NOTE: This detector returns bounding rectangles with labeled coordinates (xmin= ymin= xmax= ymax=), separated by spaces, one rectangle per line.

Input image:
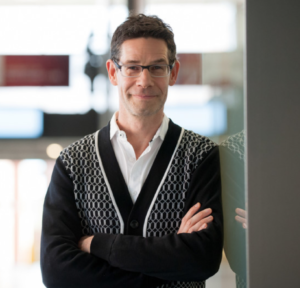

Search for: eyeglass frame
xmin=112 ymin=59 xmax=175 ymax=78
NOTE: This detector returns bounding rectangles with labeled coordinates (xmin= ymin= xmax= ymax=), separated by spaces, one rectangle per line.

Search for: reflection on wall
xmin=220 ymin=131 xmax=247 ymax=288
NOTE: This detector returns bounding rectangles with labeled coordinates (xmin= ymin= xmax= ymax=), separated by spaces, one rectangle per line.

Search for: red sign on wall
xmin=1 ymin=55 xmax=69 ymax=86
xmin=176 ymin=53 xmax=202 ymax=85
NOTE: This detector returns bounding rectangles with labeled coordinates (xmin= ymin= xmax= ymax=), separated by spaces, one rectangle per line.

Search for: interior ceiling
xmin=0 ymin=0 xmax=243 ymax=5
xmin=0 ymin=0 xmax=124 ymax=5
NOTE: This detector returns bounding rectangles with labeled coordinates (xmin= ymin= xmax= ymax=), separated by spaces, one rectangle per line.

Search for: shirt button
xmin=130 ymin=220 xmax=139 ymax=229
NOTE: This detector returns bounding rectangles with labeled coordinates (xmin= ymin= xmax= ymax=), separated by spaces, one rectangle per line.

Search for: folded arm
xmin=89 ymin=146 xmax=223 ymax=282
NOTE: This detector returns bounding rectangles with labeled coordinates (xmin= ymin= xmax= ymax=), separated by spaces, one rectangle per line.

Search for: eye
xmin=152 ymin=65 xmax=164 ymax=70
xmin=127 ymin=66 xmax=140 ymax=71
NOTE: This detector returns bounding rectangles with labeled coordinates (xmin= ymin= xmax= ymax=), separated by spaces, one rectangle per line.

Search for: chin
xmin=133 ymin=107 xmax=163 ymax=117
xmin=132 ymin=110 xmax=154 ymax=117
xmin=124 ymin=98 xmax=165 ymax=118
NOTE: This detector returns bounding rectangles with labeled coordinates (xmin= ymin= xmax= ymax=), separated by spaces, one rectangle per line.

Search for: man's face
xmin=107 ymin=37 xmax=179 ymax=118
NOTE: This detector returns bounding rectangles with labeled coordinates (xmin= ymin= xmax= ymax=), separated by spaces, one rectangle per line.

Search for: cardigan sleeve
xmin=40 ymin=157 xmax=169 ymax=288
xmin=90 ymin=146 xmax=223 ymax=282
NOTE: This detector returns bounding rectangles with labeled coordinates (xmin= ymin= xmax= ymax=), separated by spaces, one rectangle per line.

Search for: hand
xmin=235 ymin=208 xmax=247 ymax=229
xmin=78 ymin=235 xmax=94 ymax=253
xmin=177 ymin=203 xmax=213 ymax=234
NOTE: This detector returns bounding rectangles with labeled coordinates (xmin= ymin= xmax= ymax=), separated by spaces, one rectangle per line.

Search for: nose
xmin=136 ymin=68 xmax=154 ymax=88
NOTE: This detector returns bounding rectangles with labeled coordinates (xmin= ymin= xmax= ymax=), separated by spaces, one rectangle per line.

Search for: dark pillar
xmin=246 ymin=0 xmax=300 ymax=287
xmin=128 ymin=0 xmax=145 ymax=15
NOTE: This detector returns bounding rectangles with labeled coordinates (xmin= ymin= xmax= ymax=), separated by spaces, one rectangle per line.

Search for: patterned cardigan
xmin=41 ymin=120 xmax=223 ymax=288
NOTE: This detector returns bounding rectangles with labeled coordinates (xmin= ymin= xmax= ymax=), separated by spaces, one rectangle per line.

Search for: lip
xmin=132 ymin=94 xmax=156 ymax=99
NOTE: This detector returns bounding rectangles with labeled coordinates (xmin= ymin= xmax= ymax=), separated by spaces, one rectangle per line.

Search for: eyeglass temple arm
xmin=112 ymin=60 xmax=122 ymax=70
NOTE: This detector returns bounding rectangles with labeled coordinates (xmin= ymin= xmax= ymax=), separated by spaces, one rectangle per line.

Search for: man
xmin=41 ymin=14 xmax=223 ymax=288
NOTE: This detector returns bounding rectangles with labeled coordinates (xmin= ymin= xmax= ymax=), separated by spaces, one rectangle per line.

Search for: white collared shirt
xmin=110 ymin=112 xmax=169 ymax=203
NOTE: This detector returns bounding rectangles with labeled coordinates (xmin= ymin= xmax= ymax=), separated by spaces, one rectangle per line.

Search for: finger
xmin=178 ymin=203 xmax=201 ymax=234
xmin=182 ymin=203 xmax=201 ymax=222
xmin=198 ymin=223 xmax=207 ymax=231
xmin=242 ymin=223 xmax=247 ymax=229
xmin=235 ymin=215 xmax=246 ymax=224
xmin=188 ymin=215 xmax=214 ymax=233
xmin=235 ymin=208 xmax=246 ymax=218
xmin=189 ymin=208 xmax=212 ymax=226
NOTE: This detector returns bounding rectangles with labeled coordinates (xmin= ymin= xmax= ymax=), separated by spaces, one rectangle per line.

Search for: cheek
xmin=157 ymin=80 xmax=169 ymax=93
xmin=120 ymin=78 xmax=135 ymax=94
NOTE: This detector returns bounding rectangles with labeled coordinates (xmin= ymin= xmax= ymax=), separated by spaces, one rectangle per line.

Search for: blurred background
xmin=0 ymin=0 xmax=245 ymax=287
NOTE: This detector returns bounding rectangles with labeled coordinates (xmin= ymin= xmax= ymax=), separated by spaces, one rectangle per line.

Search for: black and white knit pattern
xmin=160 ymin=281 xmax=205 ymax=288
xmin=149 ymin=130 xmax=215 ymax=288
xmin=236 ymin=275 xmax=247 ymax=288
xmin=220 ymin=130 xmax=245 ymax=160
xmin=60 ymin=133 xmax=121 ymax=236
xmin=147 ymin=130 xmax=216 ymax=237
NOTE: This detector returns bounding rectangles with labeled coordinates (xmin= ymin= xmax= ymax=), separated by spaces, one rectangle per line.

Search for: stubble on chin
xmin=125 ymin=94 xmax=166 ymax=118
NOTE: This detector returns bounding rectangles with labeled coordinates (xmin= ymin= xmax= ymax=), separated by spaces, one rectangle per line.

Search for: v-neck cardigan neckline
xmin=95 ymin=119 xmax=183 ymax=236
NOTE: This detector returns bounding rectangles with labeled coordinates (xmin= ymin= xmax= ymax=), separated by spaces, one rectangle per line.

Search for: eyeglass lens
xmin=122 ymin=65 xmax=170 ymax=77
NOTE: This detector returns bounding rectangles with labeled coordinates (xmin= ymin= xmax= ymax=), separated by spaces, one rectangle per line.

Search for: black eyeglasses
xmin=113 ymin=60 xmax=174 ymax=78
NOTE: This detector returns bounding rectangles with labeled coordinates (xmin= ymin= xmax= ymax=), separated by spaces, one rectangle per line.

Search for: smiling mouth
xmin=135 ymin=94 xmax=155 ymax=97
xmin=131 ymin=93 xmax=156 ymax=98
xmin=132 ymin=94 xmax=157 ymax=99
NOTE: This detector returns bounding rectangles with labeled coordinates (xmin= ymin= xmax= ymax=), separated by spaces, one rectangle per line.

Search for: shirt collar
xmin=152 ymin=114 xmax=169 ymax=141
xmin=110 ymin=112 xmax=120 ymax=140
xmin=110 ymin=112 xmax=169 ymax=141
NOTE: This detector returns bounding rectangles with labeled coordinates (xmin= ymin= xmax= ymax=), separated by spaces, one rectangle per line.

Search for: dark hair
xmin=111 ymin=14 xmax=177 ymax=64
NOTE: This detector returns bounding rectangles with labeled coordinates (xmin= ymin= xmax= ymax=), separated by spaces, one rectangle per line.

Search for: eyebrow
xmin=124 ymin=58 xmax=168 ymax=65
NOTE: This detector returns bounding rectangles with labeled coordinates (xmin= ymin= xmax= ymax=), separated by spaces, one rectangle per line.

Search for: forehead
xmin=119 ymin=37 xmax=169 ymax=64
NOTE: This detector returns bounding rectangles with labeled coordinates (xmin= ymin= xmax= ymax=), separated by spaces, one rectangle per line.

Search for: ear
xmin=169 ymin=60 xmax=180 ymax=86
xmin=106 ymin=59 xmax=118 ymax=86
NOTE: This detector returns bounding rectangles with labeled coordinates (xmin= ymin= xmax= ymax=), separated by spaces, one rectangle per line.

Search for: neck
xmin=116 ymin=110 xmax=164 ymax=159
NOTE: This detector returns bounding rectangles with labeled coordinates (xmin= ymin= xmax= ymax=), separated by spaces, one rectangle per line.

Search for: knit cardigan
xmin=41 ymin=120 xmax=223 ymax=288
